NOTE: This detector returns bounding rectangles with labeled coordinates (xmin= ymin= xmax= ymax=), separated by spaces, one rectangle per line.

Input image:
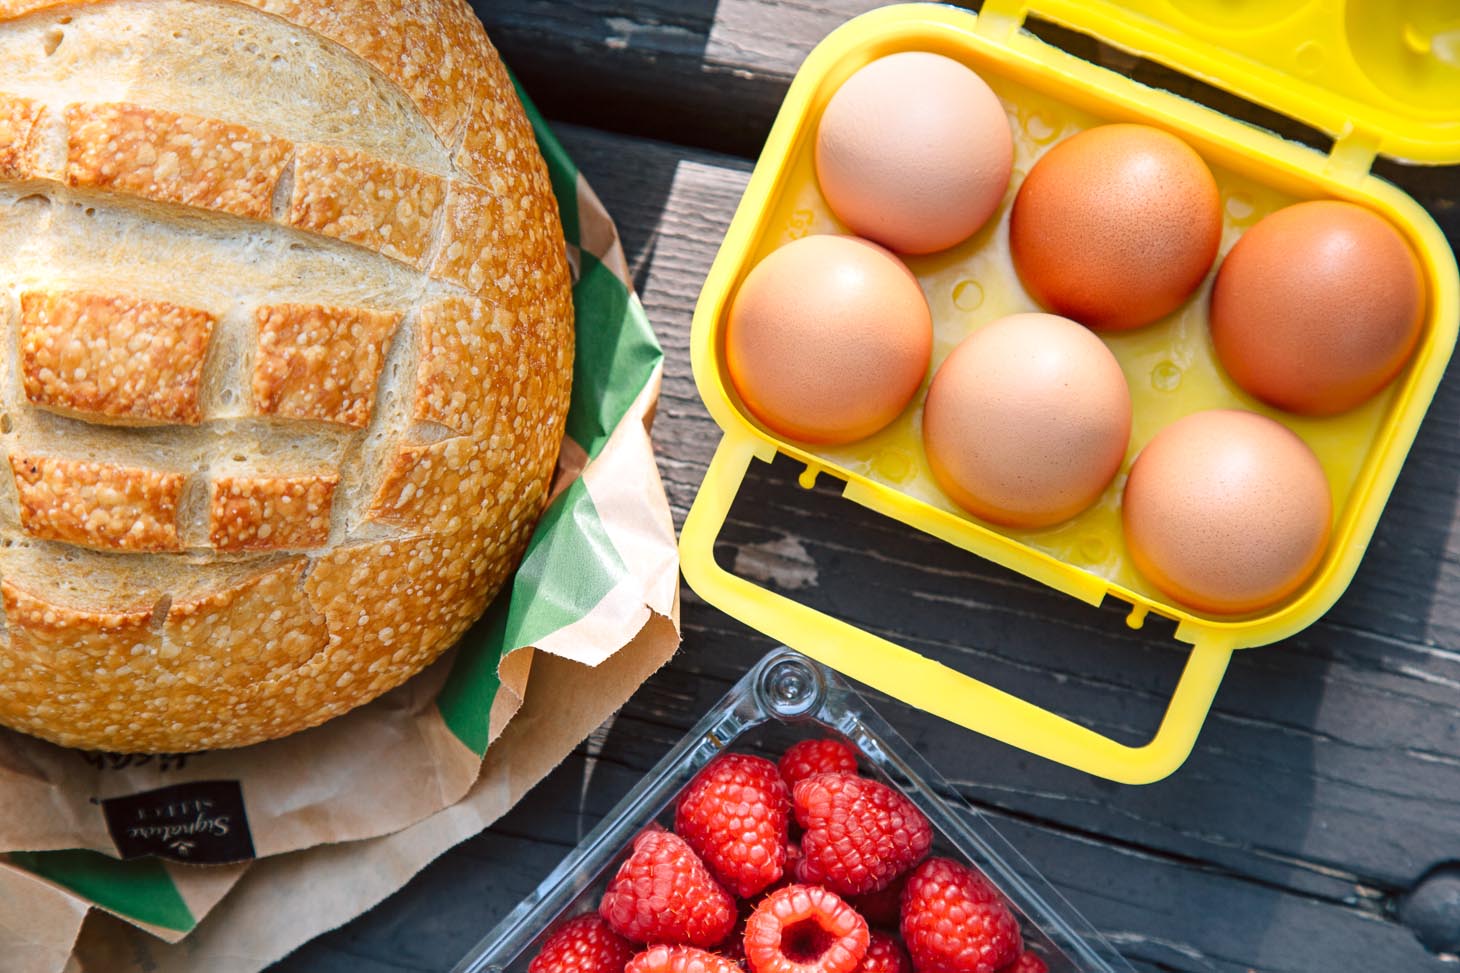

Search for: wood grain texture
xmin=272 ymin=1 xmax=1460 ymax=969
xmin=474 ymin=0 xmax=882 ymax=158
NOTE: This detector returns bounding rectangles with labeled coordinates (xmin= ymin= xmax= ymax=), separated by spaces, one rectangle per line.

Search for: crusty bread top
xmin=0 ymin=0 xmax=574 ymax=751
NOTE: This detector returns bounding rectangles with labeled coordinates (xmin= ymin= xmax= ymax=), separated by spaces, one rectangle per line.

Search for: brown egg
xmin=726 ymin=235 xmax=932 ymax=444
xmin=1123 ymin=410 xmax=1332 ymax=615
xmin=815 ymin=52 xmax=1013 ymax=255
xmin=1211 ymin=200 xmax=1425 ymax=416
xmin=923 ymin=312 xmax=1132 ymax=528
xmin=1010 ymin=124 xmax=1222 ymax=332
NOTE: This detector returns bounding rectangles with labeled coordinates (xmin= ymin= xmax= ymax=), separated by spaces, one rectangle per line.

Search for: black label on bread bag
xmin=102 ymin=780 xmax=255 ymax=863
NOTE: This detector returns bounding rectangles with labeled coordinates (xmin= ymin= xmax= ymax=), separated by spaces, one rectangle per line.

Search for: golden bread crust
xmin=0 ymin=0 xmax=574 ymax=751
xmin=252 ymin=303 xmax=401 ymax=427
xmin=209 ymin=473 xmax=339 ymax=552
xmin=20 ymin=290 xmax=216 ymax=425
xmin=285 ymin=143 xmax=446 ymax=268
xmin=412 ymin=296 xmax=513 ymax=441
xmin=0 ymin=579 xmax=167 ymax=747
xmin=368 ymin=436 xmax=494 ymax=534
xmin=160 ymin=560 xmax=333 ymax=735
xmin=0 ymin=91 xmax=42 ymax=179
xmin=247 ymin=0 xmax=491 ymax=150
xmin=2 ymin=578 xmax=160 ymax=677
xmin=10 ymin=454 xmax=185 ymax=552
xmin=66 ymin=102 xmax=293 ymax=220
xmin=287 ymin=531 xmax=516 ymax=719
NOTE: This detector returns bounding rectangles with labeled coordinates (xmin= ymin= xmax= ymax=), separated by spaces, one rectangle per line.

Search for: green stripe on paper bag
xmin=567 ymin=252 xmax=662 ymax=459
xmin=435 ymin=600 xmax=505 ymax=756
xmin=8 ymin=850 xmax=194 ymax=932
xmin=510 ymin=70 xmax=580 ymax=247
xmin=435 ymin=75 xmax=664 ymax=754
xmin=515 ymin=69 xmax=662 ymax=458
xmin=438 ymin=477 xmax=625 ymax=755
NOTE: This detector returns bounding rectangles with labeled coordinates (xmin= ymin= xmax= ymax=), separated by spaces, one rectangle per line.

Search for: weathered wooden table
xmin=274 ymin=3 xmax=1460 ymax=971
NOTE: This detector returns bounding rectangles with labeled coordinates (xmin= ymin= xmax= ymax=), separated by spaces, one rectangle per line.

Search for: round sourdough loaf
xmin=0 ymin=0 xmax=573 ymax=751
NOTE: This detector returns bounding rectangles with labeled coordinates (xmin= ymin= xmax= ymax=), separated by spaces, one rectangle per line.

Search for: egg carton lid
xmin=999 ymin=0 xmax=1460 ymax=166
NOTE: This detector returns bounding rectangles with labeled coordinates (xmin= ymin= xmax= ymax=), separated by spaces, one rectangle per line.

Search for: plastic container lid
xmin=1015 ymin=0 xmax=1460 ymax=164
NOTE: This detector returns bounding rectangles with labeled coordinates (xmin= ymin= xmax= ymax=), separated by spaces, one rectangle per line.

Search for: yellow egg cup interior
xmin=680 ymin=2 xmax=1460 ymax=783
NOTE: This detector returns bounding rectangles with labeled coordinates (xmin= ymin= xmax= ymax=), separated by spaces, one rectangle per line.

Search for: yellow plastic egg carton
xmin=680 ymin=1 xmax=1460 ymax=783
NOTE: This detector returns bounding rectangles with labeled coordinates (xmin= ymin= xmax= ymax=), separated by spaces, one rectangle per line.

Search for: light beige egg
xmin=725 ymin=234 xmax=932 ymax=444
xmin=1123 ymin=410 xmax=1332 ymax=615
xmin=815 ymin=52 xmax=1013 ymax=255
xmin=922 ymin=312 xmax=1132 ymax=529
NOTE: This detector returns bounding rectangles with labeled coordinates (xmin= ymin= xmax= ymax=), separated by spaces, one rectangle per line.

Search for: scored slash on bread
xmin=0 ymin=0 xmax=575 ymax=752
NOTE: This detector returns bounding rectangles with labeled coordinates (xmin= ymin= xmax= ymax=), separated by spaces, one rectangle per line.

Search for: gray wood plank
xmin=475 ymin=0 xmax=1460 ymax=239
xmin=271 ymin=118 xmax=1460 ymax=973
xmin=473 ymin=0 xmax=880 ymax=158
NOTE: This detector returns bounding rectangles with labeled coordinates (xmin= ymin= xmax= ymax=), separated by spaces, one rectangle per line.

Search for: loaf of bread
xmin=0 ymin=0 xmax=574 ymax=751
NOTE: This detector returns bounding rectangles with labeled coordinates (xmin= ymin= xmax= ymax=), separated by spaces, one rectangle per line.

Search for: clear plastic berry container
xmin=453 ymin=647 xmax=1133 ymax=973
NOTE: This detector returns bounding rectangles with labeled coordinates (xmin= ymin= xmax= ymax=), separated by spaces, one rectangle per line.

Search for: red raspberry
xmin=793 ymin=773 xmax=933 ymax=896
xmin=677 ymin=754 xmax=790 ymax=897
xmin=997 ymin=953 xmax=1046 ymax=973
xmin=754 ymin=841 xmax=802 ymax=899
xmin=900 ymin=858 xmax=1022 ymax=973
xmin=529 ymin=915 xmax=636 ymax=973
xmin=599 ymin=830 xmax=736 ymax=947
xmin=744 ymin=884 xmax=870 ymax=973
xmin=626 ymin=946 xmax=744 ymax=973
xmin=848 ymin=875 xmax=906 ymax=929
xmin=856 ymin=931 xmax=910 ymax=973
xmin=780 ymin=738 xmax=859 ymax=787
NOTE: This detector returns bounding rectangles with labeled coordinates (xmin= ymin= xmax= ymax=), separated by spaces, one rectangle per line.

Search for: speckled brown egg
xmin=923 ymin=312 xmax=1132 ymax=528
xmin=1010 ymin=124 xmax=1222 ymax=332
xmin=815 ymin=52 xmax=1013 ymax=255
xmin=1211 ymin=200 xmax=1425 ymax=416
xmin=1123 ymin=410 xmax=1332 ymax=615
xmin=726 ymin=234 xmax=932 ymax=444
